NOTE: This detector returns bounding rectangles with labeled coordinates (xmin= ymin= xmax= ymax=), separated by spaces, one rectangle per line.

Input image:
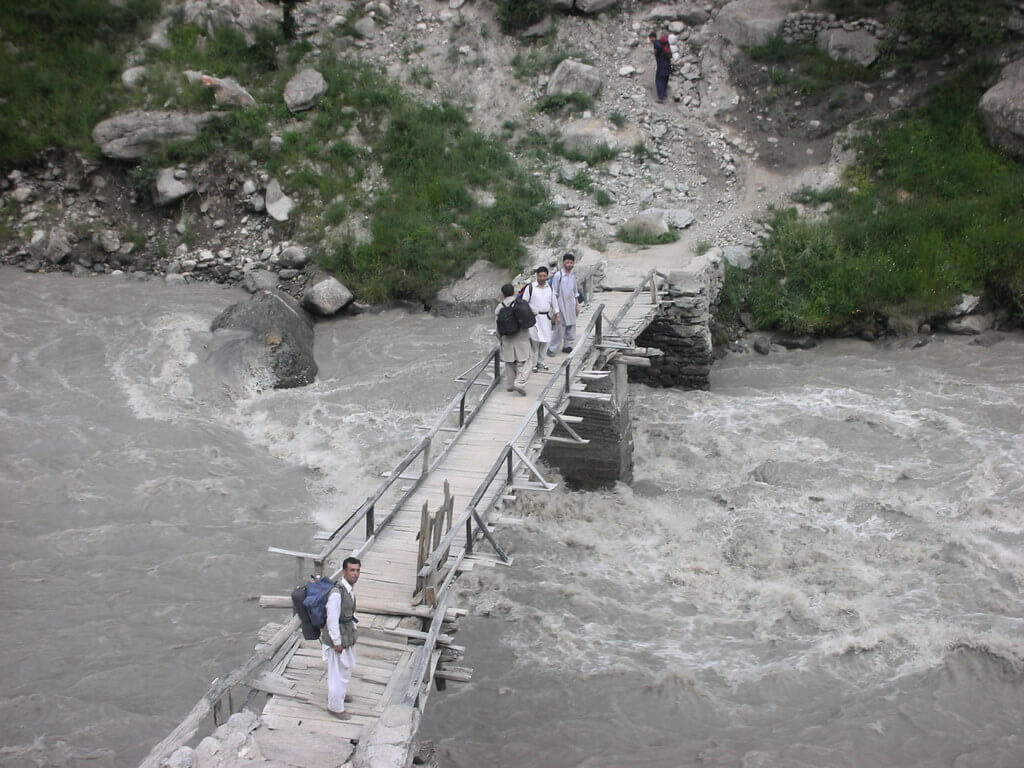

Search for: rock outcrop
xmin=979 ymin=59 xmax=1024 ymax=158
xmin=716 ymin=0 xmax=801 ymax=48
xmin=210 ymin=290 xmax=318 ymax=388
xmin=92 ymin=111 xmax=224 ymax=160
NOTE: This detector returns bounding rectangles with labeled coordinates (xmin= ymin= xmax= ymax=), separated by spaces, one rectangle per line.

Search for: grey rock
xmin=121 ymin=66 xmax=147 ymax=89
xmin=979 ymin=59 xmax=1024 ymax=158
xmin=951 ymin=293 xmax=982 ymax=316
xmin=182 ymin=0 xmax=279 ymax=45
xmin=642 ymin=207 xmax=695 ymax=229
xmin=753 ymin=336 xmax=771 ymax=355
xmin=817 ymin=28 xmax=879 ymax=67
xmin=211 ymin=290 xmax=318 ymax=388
xmin=434 ymin=258 xmax=512 ymax=316
xmin=264 ymin=179 xmax=294 ymax=221
xmin=970 ymin=333 xmax=1004 ymax=347
xmin=621 ymin=212 xmax=669 ymax=238
xmin=154 ymin=168 xmax=196 ymax=206
xmin=303 ymin=274 xmax=354 ymax=316
xmin=278 ymin=268 xmax=301 ymax=280
xmin=722 ymin=244 xmax=753 ymax=269
xmin=163 ymin=746 xmax=195 ymax=768
xmin=278 ymin=245 xmax=311 ymax=268
xmin=576 ymin=0 xmax=618 ymax=13
xmin=284 ymin=69 xmax=327 ymax=112
xmin=92 ymin=111 xmax=223 ymax=160
xmin=353 ymin=16 xmax=376 ymax=37
xmin=715 ymin=0 xmax=800 ymax=48
xmin=198 ymin=74 xmax=257 ymax=108
xmin=32 ymin=227 xmax=73 ymax=264
xmin=943 ymin=314 xmax=993 ymax=335
xmin=521 ymin=16 xmax=554 ymax=39
xmin=99 ymin=230 xmax=121 ymax=253
xmin=547 ymin=59 xmax=603 ymax=98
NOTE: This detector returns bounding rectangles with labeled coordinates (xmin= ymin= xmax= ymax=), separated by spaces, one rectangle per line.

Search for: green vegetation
xmin=494 ymin=0 xmax=548 ymax=34
xmin=565 ymin=171 xmax=592 ymax=192
xmin=821 ymin=0 xmax=1006 ymax=55
xmin=747 ymin=38 xmax=878 ymax=95
xmin=608 ymin=111 xmax=627 ymax=129
xmin=594 ymin=189 xmax=613 ymax=207
xmin=616 ymin=226 xmax=678 ymax=246
xmin=732 ymin=64 xmax=1024 ymax=334
xmin=535 ymin=92 xmax=595 ymax=115
xmin=0 ymin=0 xmax=161 ymax=161
xmin=511 ymin=44 xmax=590 ymax=81
xmin=555 ymin=142 xmax=616 ymax=166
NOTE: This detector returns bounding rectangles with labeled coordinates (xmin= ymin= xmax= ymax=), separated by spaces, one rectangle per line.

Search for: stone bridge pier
xmin=542 ymin=254 xmax=724 ymax=489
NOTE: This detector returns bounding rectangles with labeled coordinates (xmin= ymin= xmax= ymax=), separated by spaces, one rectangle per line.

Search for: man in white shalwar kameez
xmin=523 ymin=266 xmax=560 ymax=372
xmin=322 ymin=557 xmax=360 ymax=719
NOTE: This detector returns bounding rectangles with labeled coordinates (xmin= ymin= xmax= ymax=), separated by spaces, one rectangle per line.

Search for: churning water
xmin=1 ymin=269 xmax=1022 ymax=767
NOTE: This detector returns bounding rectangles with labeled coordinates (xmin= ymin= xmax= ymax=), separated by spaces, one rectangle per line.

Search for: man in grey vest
xmin=548 ymin=253 xmax=582 ymax=356
xmin=322 ymin=556 xmax=360 ymax=719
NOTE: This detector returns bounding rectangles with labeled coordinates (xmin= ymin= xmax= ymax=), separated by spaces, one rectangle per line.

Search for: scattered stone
xmin=264 ymin=179 xmax=294 ymax=222
xmin=642 ymin=207 xmax=695 ymax=229
xmin=621 ymin=212 xmax=669 ymax=238
xmin=722 ymin=244 xmax=753 ymax=269
xmin=817 ymin=27 xmax=879 ymax=67
xmin=353 ymin=16 xmax=376 ymax=37
xmin=284 ymin=69 xmax=327 ymax=112
xmin=154 ymin=168 xmax=196 ymax=206
xmin=547 ymin=59 xmax=603 ymax=98
xmin=243 ymin=269 xmax=279 ymax=293
xmin=303 ymin=274 xmax=354 ymax=316
xmin=199 ymin=74 xmax=257 ymax=108
xmin=92 ymin=110 xmax=224 ymax=160
xmin=99 ymin=230 xmax=121 ymax=253
xmin=121 ymin=66 xmax=147 ymax=89
xmin=716 ymin=0 xmax=796 ymax=48
xmin=278 ymin=245 xmax=311 ymax=268
xmin=753 ymin=336 xmax=771 ymax=355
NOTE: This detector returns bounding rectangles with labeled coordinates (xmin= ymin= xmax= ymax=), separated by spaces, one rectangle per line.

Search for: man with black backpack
xmin=495 ymin=282 xmax=533 ymax=395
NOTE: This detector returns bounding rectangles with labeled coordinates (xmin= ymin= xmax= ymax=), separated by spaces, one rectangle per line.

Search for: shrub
xmin=494 ymin=0 xmax=548 ymax=34
xmin=616 ymin=227 xmax=678 ymax=246
xmin=535 ymin=92 xmax=595 ymax=115
xmin=594 ymin=189 xmax=612 ymax=206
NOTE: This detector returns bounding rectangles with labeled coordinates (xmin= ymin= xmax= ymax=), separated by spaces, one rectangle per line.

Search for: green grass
xmin=565 ymin=171 xmax=592 ymax=192
xmin=616 ymin=227 xmax=678 ymax=246
xmin=747 ymin=38 xmax=878 ymax=95
xmin=0 ymin=0 xmax=162 ymax=161
xmin=511 ymin=45 xmax=590 ymax=81
xmin=555 ymin=142 xmax=616 ymax=166
xmin=594 ymin=189 xmax=612 ymax=206
xmin=535 ymin=91 xmax=595 ymax=115
xmin=736 ymin=64 xmax=1024 ymax=334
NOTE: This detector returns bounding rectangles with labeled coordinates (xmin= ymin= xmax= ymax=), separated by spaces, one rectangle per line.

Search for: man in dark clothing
xmin=649 ymin=31 xmax=671 ymax=102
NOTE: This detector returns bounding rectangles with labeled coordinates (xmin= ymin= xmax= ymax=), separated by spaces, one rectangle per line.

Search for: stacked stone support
xmin=542 ymin=363 xmax=632 ymax=490
xmin=629 ymin=291 xmax=714 ymax=390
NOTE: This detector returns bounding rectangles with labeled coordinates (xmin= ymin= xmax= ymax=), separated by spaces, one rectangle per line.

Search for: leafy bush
xmin=555 ymin=142 xmax=617 ymax=166
xmin=739 ymin=64 xmax=1024 ymax=333
xmin=594 ymin=189 xmax=612 ymax=206
xmin=616 ymin=227 xmax=678 ymax=246
xmin=535 ymin=92 xmax=595 ymax=115
xmin=494 ymin=0 xmax=548 ymax=34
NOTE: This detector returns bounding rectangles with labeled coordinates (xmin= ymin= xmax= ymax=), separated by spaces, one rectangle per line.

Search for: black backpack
xmin=513 ymin=296 xmax=536 ymax=329
xmin=496 ymin=302 xmax=520 ymax=336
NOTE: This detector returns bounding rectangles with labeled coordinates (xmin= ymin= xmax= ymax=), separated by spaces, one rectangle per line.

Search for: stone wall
xmin=780 ymin=12 xmax=889 ymax=45
xmin=542 ymin=364 xmax=633 ymax=489
xmin=628 ymin=291 xmax=715 ymax=390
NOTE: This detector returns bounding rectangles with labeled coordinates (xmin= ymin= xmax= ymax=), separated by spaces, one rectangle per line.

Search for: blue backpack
xmin=291 ymin=576 xmax=336 ymax=640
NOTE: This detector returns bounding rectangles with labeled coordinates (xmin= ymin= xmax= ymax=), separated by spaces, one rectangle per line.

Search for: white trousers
xmin=322 ymin=644 xmax=356 ymax=713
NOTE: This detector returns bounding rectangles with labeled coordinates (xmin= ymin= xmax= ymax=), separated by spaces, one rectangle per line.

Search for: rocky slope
xmin=2 ymin=0 xmax=1022 ymax=320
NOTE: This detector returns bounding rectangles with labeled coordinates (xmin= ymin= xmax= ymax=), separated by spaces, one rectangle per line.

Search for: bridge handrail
xmin=313 ymin=346 xmax=501 ymax=564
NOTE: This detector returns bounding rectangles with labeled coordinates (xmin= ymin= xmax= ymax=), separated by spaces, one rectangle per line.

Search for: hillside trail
xmin=380 ymin=1 xmax=846 ymax=282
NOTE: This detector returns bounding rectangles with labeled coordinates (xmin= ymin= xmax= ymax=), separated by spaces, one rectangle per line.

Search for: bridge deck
xmin=140 ymin=276 xmax=667 ymax=767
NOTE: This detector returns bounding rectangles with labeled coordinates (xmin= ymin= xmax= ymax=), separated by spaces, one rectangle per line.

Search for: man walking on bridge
xmin=322 ymin=557 xmax=360 ymax=720
xmin=495 ymin=283 xmax=532 ymax=395
xmin=523 ymin=266 xmax=560 ymax=372
xmin=548 ymin=253 xmax=581 ymax=356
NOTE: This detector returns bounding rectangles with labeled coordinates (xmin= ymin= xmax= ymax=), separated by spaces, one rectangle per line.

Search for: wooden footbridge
xmin=141 ymin=270 xmax=670 ymax=768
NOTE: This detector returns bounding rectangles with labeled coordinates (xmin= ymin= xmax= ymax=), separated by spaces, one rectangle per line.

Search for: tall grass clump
xmin=0 ymin=0 xmax=161 ymax=162
xmin=494 ymin=0 xmax=548 ymax=34
xmin=741 ymin=63 xmax=1024 ymax=333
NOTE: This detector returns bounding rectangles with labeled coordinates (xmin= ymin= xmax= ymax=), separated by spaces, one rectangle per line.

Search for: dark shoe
xmin=513 ymin=385 xmax=527 ymax=396
xmin=345 ymin=694 xmax=353 ymax=703
xmin=329 ymin=710 xmax=352 ymax=720
xmin=537 ymin=362 xmax=549 ymax=370
xmin=563 ymin=346 xmax=573 ymax=354
xmin=546 ymin=350 xmax=556 ymax=357
xmin=506 ymin=386 xmax=514 ymax=392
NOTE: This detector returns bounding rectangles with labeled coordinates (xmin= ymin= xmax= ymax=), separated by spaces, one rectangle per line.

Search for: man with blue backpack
xmin=321 ymin=557 xmax=361 ymax=719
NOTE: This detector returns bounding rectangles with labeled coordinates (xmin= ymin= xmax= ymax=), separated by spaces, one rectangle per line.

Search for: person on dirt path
xmin=649 ymin=31 xmax=672 ymax=103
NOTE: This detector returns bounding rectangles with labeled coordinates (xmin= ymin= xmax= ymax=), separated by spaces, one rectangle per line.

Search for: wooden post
xmin=293 ymin=556 xmax=305 ymax=588
xmin=366 ymin=502 xmax=375 ymax=539
xmin=596 ymin=311 xmax=603 ymax=345
xmin=416 ymin=500 xmax=431 ymax=596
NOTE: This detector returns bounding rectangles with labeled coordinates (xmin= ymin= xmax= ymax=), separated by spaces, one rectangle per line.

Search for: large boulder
xmin=547 ymin=59 xmax=603 ymax=98
xmin=646 ymin=4 xmax=710 ymax=25
xmin=620 ymin=212 xmax=669 ymax=239
xmin=284 ymin=69 xmax=327 ymax=112
xmin=210 ymin=290 xmax=318 ymax=389
xmin=264 ymin=179 xmax=294 ymax=222
xmin=641 ymin=207 xmax=695 ymax=229
xmin=302 ymin=274 xmax=354 ymax=316
xmin=576 ymin=0 xmax=618 ymax=13
xmin=182 ymin=0 xmax=279 ymax=45
xmin=434 ymin=259 xmax=512 ymax=316
xmin=817 ymin=27 xmax=879 ymax=67
xmin=560 ymin=119 xmax=640 ymax=155
xmin=30 ymin=226 xmax=73 ymax=265
xmin=979 ymin=59 xmax=1024 ymax=158
xmin=715 ymin=0 xmax=801 ymax=48
xmin=92 ymin=111 xmax=223 ymax=160
xmin=154 ymin=168 xmax=196 ymax=206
